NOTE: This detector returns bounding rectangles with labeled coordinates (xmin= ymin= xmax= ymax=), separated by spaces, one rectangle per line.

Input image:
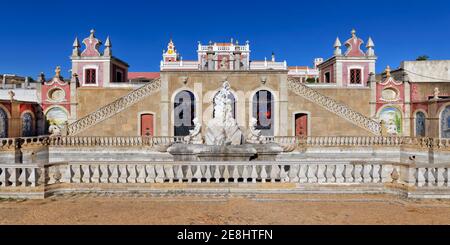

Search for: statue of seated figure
xmin=184 ymin=117 xmax=203 ymax=144
xmin=247 ymin=117 xmax=263 ymax=144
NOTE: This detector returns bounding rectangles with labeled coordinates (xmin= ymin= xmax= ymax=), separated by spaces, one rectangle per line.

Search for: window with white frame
xmin=350 ymin=69 xmax=362 ymax=84
xmin=84 ymin=68 xmax=97 ymax=84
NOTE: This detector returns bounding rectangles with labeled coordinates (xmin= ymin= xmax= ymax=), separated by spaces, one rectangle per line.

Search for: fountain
xmin=168 ymin=80 xmax=282 ymax=161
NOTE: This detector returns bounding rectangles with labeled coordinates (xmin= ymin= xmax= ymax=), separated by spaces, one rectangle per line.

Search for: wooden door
xmin=141 ymin=114 xmax=154 ymax=137
xmin=295 ymin=113 xmax=308 ymax=137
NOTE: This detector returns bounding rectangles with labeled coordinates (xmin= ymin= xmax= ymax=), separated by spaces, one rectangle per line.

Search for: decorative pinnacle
xmin=90 ymin=29 xmax=95 ymax=37
xmin=385 ymin=66 xmax=391 ymax=78
xmin=105 ymin=36 xmax=111 ymax=47
xmin=351 ymin=28 xmax=356 ymax=38
xmin=366 ymin=37 xmax=375 ymax=48
xmin=73 ymin=37 xmax=80 ymax=47
xmin=334 ymin=37 xmax=342 ymax=48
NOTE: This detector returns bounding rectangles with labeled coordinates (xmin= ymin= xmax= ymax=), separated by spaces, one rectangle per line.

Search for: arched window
xmin=415 ymin=111 xmax=426 ymax=137
xmin=174 ymin=90 xmax=195 ymax=136
xmin=213 ymin=90 xmax=236 ymax=119
xmin=22 ymin=112 xmax=34 ymax=137
xmin=440 ymin=105 xmax=450 ymax=138
xmin=379 ymin=107 xmax=402 ymax=136
xmin=45 ymin=107 xmax=68 ymax=134
xmin=252 ymin=90 xmax=274 ymax=136
xmin=0 ymin=107 xmax=8 ymax=138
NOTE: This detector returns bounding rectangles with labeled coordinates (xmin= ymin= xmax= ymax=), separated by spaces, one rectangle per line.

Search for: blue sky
xmin=1 ymin=0 xmax=450 ymax=78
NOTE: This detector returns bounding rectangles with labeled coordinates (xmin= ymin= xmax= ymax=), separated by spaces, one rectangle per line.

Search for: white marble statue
xmin=205 ymin=81 xmax=243 ymax=145
xmin=184 ymin=117 xmax=203 ymax=144
xmin=48 ymin=124 xmax=62 ymax=137
xmin=247 ymin=117 xmax=263 ymax=144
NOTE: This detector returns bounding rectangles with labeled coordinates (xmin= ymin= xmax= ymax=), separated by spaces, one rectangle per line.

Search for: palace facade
xmin=1 ymin=29 xmax=450 ymax=139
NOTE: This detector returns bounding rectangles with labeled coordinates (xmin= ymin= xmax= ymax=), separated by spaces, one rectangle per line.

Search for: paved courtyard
xmin=1 ymin=193 xmax=449 ymax=225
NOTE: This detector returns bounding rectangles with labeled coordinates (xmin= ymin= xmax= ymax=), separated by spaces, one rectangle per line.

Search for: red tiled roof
xmin=128 ymin=72 xmax=160 ymax=80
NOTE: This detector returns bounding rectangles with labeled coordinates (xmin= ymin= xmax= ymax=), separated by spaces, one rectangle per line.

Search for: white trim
xmin=82 ymin=65 xmax=99 ymax=87
xmin=248 ymin=87 xmax=279 ymax=137
xmin=438 ymin=102 xmax=450 ymax=139
xmin=413 ymin=109 xmax=428 ymax=137
xmin=347 ymin=66 xmax=365 ymax=87
xmin=137 ymin=111 xmax=157 ymax=137
xmin=291 ymin=111 xmax=311 ymax=136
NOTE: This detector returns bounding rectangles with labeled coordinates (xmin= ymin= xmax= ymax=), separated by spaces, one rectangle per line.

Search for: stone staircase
xmin=67 ymin=79 xmax=161 ymax=135
xmin=288 ymin=79 xmax=381 ymax=135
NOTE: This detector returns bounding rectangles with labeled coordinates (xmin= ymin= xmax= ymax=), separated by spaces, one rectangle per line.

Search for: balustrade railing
xmin=0 ymin=138 xmax=17 ymax=150
xmin=0 ymin=164 xmax=41 ymax=187
xmin=49 ymin=161 xmax=396 ymax=185
xmin=1 ymin=136 xmax=449 ymax=149
xmin=48 ymin=136 xmax=186 ymax=147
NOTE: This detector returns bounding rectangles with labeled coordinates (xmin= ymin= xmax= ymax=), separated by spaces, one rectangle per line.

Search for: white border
xmin=347 ymin=66 xmax=365 ymax=87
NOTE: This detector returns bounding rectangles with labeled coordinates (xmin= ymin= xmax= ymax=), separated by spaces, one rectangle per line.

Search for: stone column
xmin=69 ymin=76 xmax=78 ymax=123
xmin=9 ymin=99 xmax=21 ymax=137
xmin=194 ymin=82 xmax=203 ymax=134
xmin=335 ymin=61 xmax=343 ymax=86
xmin=428 ymin=99 xmax=440 ymax=138
xmin=279 ymin=74 xmax=288 ymax=136
xmin=403 ymin=82 xmax=411 ymax=136
xmin=369 ymin=73 xmax=377 ymax=118
xmin=160 ymin=73 xmax=169 ymax=136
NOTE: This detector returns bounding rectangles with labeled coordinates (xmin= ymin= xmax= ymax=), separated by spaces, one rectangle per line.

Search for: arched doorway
xmin=252 ymin=90 xmax=274 ymax=136
xmin=295 ymin=113 xmax=308 ymax=137
xmin=140 ymin=113 xmax=154 ymax=137
xmin=440 ymin=105 xmax=450 ymax=138
xmin=0 ymin=107 xmax=8 ymax=138
xmin=174 ymin=90 xmax=196 ymax=136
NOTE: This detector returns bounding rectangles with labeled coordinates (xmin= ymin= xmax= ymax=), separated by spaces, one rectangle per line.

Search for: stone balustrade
xmin=1 ymin=136 xmax=449 ymax=150
xmin=0 ymin=161 xmax=449 ymax=199
xmin=0 ymin=138 xmax=17 ymax=150
xmin=0 ymin=164 xmax=41 ymax=187
xmin=49 ymin=161 xmax=397 ymax=185
xmin=267 ymin=136 xmax=450 ymax=149
xmin=47 ymin=136 xmax=185 ymax=147
xmin=414 ymin=165 xmax=450 ymax=187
